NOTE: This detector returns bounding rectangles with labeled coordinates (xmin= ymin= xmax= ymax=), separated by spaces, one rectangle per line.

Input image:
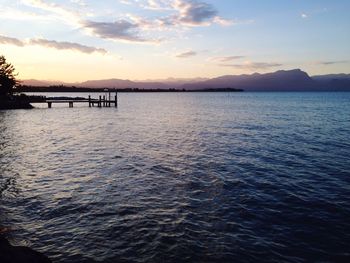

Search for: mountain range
xmin=21 ymin=69 xmax=350 ymax=91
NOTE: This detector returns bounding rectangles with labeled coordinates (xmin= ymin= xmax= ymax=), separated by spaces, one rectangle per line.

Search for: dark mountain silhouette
xmin=312 ymin=74 xmax=350 ymax=91
xmin=21 ymin=79 xmax=68 ymax=86
xmin=80 ymin=78 xmax=170 ymax=89
xmin=182 ymin=69 xmax=317 ymax=91
xmin=312 ymin=73 xmax=350 ymax=81
xmin=20 ymin=69 xmax=350 ymax=91
xmin=141 ymin=77 xmax=209 ymax=85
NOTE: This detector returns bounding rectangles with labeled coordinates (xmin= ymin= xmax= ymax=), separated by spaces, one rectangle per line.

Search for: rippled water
xmin=1 ymin=92 xmax=350 ymax=263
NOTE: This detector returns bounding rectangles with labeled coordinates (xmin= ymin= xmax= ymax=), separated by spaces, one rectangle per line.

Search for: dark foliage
xmin=0 ymin=55 xmax=17 ymax=97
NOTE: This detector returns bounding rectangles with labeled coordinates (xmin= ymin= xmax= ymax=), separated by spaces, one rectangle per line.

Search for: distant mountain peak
xmin=277 ymin=68 xmax=302 ymax=72
xmin=274 ymin=69 xmax=308 ymax=75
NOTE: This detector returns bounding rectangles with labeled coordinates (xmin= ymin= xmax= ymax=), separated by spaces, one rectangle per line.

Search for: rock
xmin=0 ymin=236 xmax=51 ymax=263
xmin=0 ymin=96 xmax=33 ymax=109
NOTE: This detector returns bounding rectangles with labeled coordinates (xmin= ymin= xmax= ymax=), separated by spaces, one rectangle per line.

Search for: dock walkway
xmin=31 ymin=94 xmax=118 ymax=108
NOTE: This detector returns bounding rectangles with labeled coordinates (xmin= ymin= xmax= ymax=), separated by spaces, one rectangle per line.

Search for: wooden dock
xmin=31 ymin=93 xmax=118 ymax=108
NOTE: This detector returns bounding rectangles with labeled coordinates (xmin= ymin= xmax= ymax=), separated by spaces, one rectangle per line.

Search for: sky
xmin=0 ymin=0 xmax=349 ymax=82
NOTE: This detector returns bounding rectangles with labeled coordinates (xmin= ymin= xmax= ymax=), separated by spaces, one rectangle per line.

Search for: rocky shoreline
xmin=0 ymin=236 xmax=51 ymax=263
xmin=0 ymin=95 xmax=33 ymax=110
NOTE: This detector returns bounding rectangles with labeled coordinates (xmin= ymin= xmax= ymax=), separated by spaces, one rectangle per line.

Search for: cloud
xmin=0 ymin=7 xmax=53 ymax=21
xmin=145 ymin=0 xmax=161 ymax=9
xmin=169 ymin=0 xmax=241 ymax=28
xmin=142 ymin=0 xmax=171 ymax=11
xmin=119 ymin=0 xmax=134 ymax=5
xmin=176 ymin=50 xmax=197 ymax=58
xmin=300 ymin=8 xmax=328 ymax=19
xmin=213 ymin=16 xmax=235 ymax=26
xmin=29 ymin=39 xmax=107 ymax=54
xmin=167 ymin=0 xmax=238 ymax=27
xmin=318 ymin=60 xmax=349 ymax=65
xmin=0 ymin=34 xmax=106 ymax=54
xmin=19 ymin=0 xmax=237 ymax=44
xmin=126 ymin=14 xmax=162 ymax=30
xmin=21 ymin=0 xmax=81 ymax=25
xmin=126 ymin=0 xmax=233 ymax=27
xmin=172 ymin=0 xmax=217 ymax=26
xmin=22 ymin=0 xmax=158 ymax=43
xmin=219 ymin=62 xmax=283 ymax=70
xmin=0 ymin=35 xmax=25 ymax=47
xmin=121 ymin=0 xmax=171 ymax=11
xmin=83 ymin=20 xmax=152 ymax=43
xmin=210 ymin=56 xmax=245 ymax=62
xmin=70 ymin=0 xmax=87 ymax=7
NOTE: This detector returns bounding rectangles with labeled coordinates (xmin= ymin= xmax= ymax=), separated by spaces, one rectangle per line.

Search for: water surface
xmin=1 ymin=92 xmax=350 ymax=262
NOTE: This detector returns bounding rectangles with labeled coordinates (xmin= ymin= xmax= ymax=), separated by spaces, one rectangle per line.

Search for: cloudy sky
xmin=0 ymin=0 xmax=349 ymax=81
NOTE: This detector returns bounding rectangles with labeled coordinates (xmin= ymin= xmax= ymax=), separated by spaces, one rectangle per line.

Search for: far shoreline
xmin=17 ymin=86 xmax=244 ymax=93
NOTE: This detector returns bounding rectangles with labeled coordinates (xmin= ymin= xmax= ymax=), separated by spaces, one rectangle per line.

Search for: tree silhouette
xmin=0 ymin=55 xmax=17 ymax=97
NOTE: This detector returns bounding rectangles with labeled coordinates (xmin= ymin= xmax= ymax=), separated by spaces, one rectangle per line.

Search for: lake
xmin=1 ymin=92 xmax=350 ymax=263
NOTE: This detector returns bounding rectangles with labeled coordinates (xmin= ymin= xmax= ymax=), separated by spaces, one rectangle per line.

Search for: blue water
xmin=0 ymin=92 xmax=350 ymax=263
